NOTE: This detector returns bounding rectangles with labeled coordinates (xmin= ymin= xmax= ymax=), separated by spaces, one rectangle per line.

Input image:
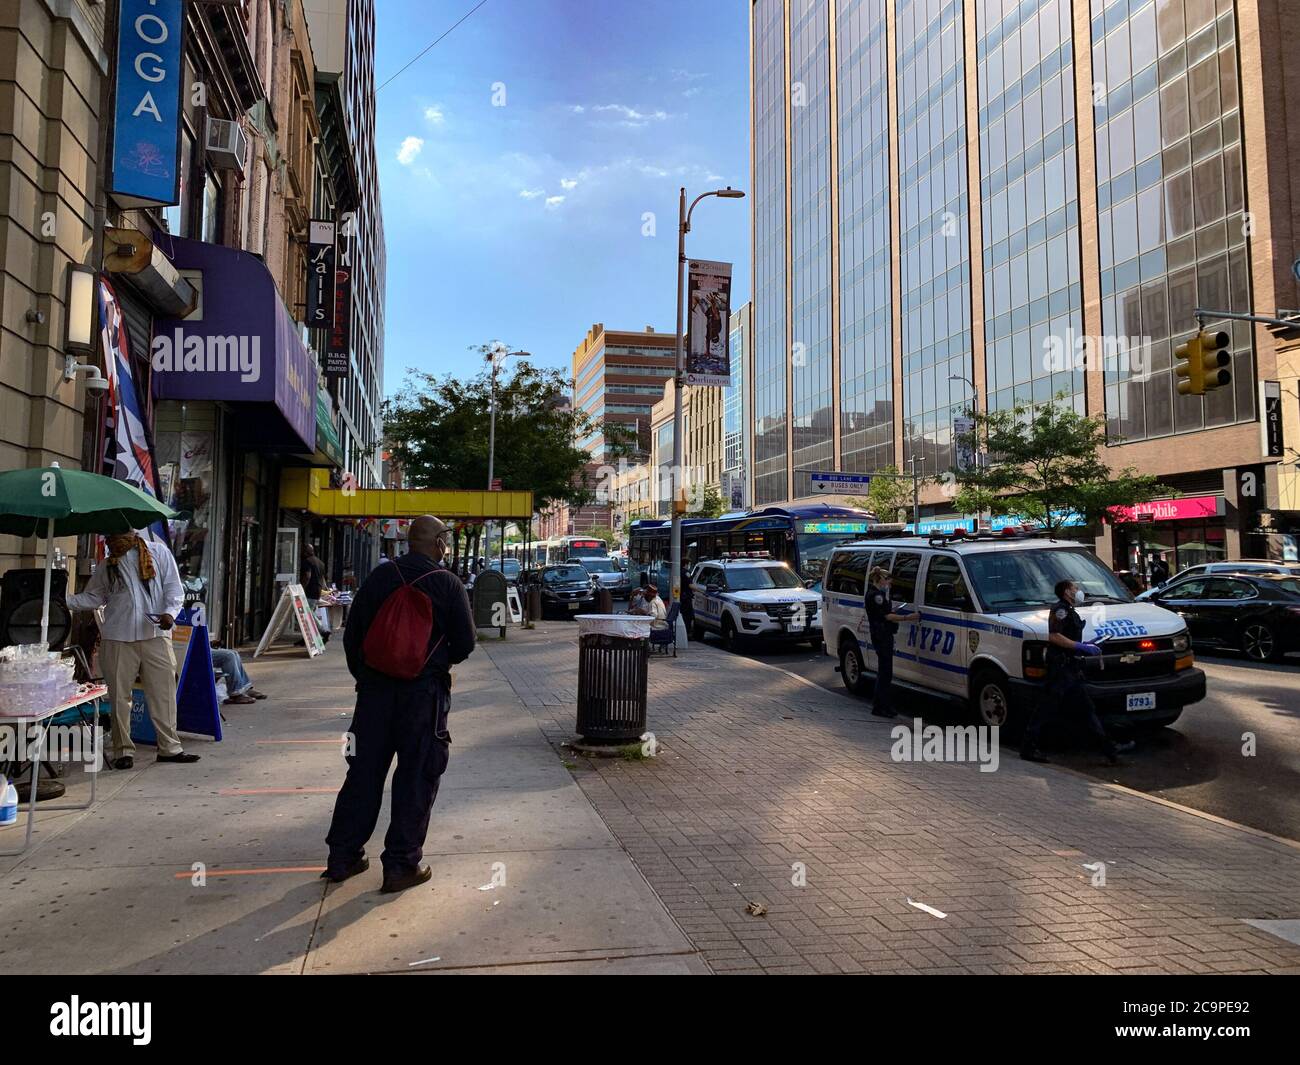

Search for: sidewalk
xmin=484 ymin=624 xmax=1300 ymax=974
xmin=0 ymin=638 xmax=703 ymax=974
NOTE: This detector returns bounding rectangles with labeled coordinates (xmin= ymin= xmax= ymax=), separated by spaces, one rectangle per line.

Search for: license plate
xmin=1126 ymin=691 xmax=1156 ymax=712
xmin=568 ymin=602 xmax=579 ymax=611
xmin=787 ymin=621 xmax=804 ymax=632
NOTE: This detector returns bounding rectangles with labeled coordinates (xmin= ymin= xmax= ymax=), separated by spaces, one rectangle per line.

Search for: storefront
xmin=153 ymin=237 xmax=318 ymax=645
xmin=1107 ymin=495 xmax=1227 ymax=583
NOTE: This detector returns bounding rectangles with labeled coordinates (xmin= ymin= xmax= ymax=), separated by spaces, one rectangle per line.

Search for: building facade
xmin=724 ymin=301 xmax=754 ymax=509
xmin=750 ymin=0 xmax=1300 ymax=568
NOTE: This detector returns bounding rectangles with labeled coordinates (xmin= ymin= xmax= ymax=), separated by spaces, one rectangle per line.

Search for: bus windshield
xmin=964 ymin=548 xmax=1134 ymax=611
xmin=566 ymin=539 xmax=606 ymax=559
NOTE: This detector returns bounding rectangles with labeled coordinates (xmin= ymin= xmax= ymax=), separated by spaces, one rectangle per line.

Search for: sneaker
xmin=380 ymin=865 xmax=432 ymax=894
xmin=248 ymin=689 xmax=268 ymax=700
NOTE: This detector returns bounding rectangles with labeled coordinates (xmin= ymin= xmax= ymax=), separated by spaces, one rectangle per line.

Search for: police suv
xmin=689 ymin=554 xmax=823 ymax=650
xmin=821 ymin=529 xmax=1207 ymax=730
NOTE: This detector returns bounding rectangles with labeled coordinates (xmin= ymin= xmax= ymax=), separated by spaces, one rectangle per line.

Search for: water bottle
xmin=0 ymin=776 xmax=17 ymax=829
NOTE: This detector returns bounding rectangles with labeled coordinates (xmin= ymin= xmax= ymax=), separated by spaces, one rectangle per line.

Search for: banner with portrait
xmin=685 ymin=259 xmax=732 ymax=387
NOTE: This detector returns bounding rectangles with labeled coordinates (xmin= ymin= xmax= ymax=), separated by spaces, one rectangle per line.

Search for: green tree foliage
xmin=689 ymin=485 xmax=726 ymax=518
xmin=946 ymin=400 xmax=1166 ymax=534
xmin=847 ymin=465 xmax=914 ymax=523
xmin=383 ymin=347 xmax=598 ymax=511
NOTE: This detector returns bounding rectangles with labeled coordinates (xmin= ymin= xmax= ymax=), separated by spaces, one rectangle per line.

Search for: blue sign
xmin=109 ymin=0 xmax=185 ymax=207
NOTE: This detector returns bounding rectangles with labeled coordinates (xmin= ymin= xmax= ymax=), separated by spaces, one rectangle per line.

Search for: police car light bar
xmin=719 ymin=551 xmax=773 ymax=560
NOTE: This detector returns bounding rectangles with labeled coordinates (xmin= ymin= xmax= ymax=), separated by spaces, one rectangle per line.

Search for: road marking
xmin=172 ymin=866 xmax=326 ymax=879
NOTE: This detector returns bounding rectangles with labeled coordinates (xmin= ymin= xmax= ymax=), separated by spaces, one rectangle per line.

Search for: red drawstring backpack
xmin=361 ymin=568 xmax=445 ymax=680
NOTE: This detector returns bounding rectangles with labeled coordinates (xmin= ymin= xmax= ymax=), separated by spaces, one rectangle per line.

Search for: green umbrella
xmin=0 ymin=464 xmax=177 ymax=647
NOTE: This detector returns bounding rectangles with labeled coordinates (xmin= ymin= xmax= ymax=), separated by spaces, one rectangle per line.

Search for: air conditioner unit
xmin=205 ymin=117 xmax=248 ymax=170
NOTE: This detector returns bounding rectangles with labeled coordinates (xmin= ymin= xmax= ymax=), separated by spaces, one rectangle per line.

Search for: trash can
xmin=574 ymin=614 xmax=651 ymax=744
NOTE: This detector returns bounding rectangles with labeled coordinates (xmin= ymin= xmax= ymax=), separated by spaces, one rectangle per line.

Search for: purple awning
xmin=152 ymin=236 xmax=317 ymax=452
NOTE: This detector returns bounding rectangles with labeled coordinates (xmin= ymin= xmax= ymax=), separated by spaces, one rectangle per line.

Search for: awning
xmin=280 ymin=469 xmax=534 ymax=521
xmin=315 ymin=389 xmax=344 ymax=467
xmin=153 ymin=236 xmax=317 ymax=453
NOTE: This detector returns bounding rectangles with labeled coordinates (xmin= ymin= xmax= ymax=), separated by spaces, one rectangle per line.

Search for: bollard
xmin=527 ymin=585 xmax=543 ymax=624
xmin=597 ymin=588 xmax=613 ymax=614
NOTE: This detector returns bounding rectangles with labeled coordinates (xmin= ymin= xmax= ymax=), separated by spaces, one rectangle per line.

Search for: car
xmin=1144 ymin=572 xmax=1300 ymax=662
xmin=688 ymin=555 xmax=822 ymax=650
xmin=487 ymin=558 xmax=522 ymax=583
xmin=526 ymin=563 xmax=598 ymax=618
xmin=1137 ymin=559 xmax=1300 ymax=600
xmin=821 ymin=529 xmax=1206 ymax=732
xmin=571 ymin=555 xmax=632 ymax=598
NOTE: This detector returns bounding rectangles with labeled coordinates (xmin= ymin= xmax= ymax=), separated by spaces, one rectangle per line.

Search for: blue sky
xmin=373 ymin=0 xmax=750 ymax=393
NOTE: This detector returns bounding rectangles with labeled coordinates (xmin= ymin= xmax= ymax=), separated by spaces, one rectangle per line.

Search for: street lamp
xmin=671 ymin=186 xmax=744 ymax=645
xmin=486 ymin=347 xmax=529 ymax=560
xmin=948 ymin=373 xmax=985 ymax=528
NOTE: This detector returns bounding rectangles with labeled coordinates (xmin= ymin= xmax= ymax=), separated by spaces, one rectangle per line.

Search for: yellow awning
xmin=280 ymin=468 xmax=534 ymax=520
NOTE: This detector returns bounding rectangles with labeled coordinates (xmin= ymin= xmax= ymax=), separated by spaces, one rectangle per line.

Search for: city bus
xmin=504 ymin=535 xmax=610 ymax=567
xmin=629 ymin=503 xmax=879 ymax=588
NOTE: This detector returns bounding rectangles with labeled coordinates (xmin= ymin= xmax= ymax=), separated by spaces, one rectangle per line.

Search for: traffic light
xmin=1175 ymin=330 xmax=1232 ymax=396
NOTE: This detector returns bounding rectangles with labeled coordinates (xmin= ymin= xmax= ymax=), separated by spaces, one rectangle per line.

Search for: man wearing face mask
xmin=1021 ymin=578 xmax=1134 ymax=765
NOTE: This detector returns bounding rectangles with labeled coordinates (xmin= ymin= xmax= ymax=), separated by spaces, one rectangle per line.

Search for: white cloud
xmin=544 ymin=195 xmax=565 ymax=209
xmin=592 ymin=104 xmax=669 ymax=122
xmin=396 ymin=136 xmax=424 ymax=165
xmin=560 ymin=177 xmax=577 ymax=190
xmin=519 ymin=188 xmax=545 ymax=199
xmin=682 ymin=87 xmax=702 ymax=98
xmin=569 ymin=104 xmax=586 ymax=114
xmin=423 ymin=105 xmax=446 ymax=127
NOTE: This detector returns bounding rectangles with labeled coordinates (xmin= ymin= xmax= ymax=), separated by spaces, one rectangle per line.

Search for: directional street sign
xmin=810 ymin=471 xmax=872 ymax=494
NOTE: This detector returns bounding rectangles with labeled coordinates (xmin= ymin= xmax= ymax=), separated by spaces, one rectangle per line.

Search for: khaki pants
xmin=101 ymin=636 xmax=183 ymax=758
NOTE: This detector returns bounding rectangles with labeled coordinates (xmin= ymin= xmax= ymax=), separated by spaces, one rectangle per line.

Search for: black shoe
xmin=156 ymin=752 xmax=200 ymax=764
xmin=380 ymin=865 xmax=432 ymax=894
xmin=321 ymin=857 xmax=370 ymax=883
xmin=870 ymin=708 xmax=898 ymax=719
xmin=1104 ymin=741 xmax=1135 ymax=766
xmin=111 ymin=756 xmax=134 ymax=770
xmin=1020 ymin=747 xmax=1050 ymax=763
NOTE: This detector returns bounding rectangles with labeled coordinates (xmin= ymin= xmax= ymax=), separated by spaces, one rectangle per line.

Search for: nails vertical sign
xmin=109 ymin=0 xmax=186 ymax=208
xmin=326 ymin=212 xmax=354 ymax=378
xmin=306 ymin=219 xmax=336 ymax=330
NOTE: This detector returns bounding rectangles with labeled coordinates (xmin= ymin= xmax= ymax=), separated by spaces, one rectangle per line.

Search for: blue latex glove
xmin=1075 ymin=641 xmax=1102 ymax=657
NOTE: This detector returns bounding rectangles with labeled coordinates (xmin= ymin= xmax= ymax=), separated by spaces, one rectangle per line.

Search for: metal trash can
xmin=574 ymin=614 xmax=651 ymax=743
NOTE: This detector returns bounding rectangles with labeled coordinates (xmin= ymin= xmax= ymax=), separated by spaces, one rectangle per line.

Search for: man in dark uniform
xmin=323 ymin=515 xmax=476 ymax=893
xmin=864 ymin=566 xmax=920 ymax=719
xmin=1021 ymin=578 xmax=1134 ymax=765
xmin=678 ymin=559 xmax=696 ymax=637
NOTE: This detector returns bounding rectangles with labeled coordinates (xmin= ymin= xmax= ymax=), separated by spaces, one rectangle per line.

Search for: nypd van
xmin=821 ymin=530 xmax=1207 ymax=729
xmin=689 ymin=554 xmax=823 ymax=650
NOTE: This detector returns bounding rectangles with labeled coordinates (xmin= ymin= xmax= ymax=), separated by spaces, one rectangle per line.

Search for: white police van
xmin=689 ymin=554 xmax=823 ymax=650
xmin=821 ymin=529 xmax=1206 ymax=730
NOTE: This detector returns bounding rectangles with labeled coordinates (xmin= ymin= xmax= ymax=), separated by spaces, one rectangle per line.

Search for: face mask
xmin=1073 ymin=589 xmax=1086 ymax=606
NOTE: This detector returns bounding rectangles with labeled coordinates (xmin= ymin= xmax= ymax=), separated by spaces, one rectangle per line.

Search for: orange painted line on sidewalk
xmin=172 ymin=866 xmax=326 ymax=879
xmin=218 ymin=787 xmax=338 ymax=795
xmin=255 ymin=739 xmax=344 ymax=745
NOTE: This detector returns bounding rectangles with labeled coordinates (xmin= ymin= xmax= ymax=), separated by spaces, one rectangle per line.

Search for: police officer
xmin=1021 ymin=578 xmax=1134 ymax=765
xmin=864 ymin=566 xmax=920 ymax=719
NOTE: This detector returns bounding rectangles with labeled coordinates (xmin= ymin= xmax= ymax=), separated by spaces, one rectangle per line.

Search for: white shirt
xmin=647 ymin=596 xmax=668 ymax=630
xmin=67 ymin=540 xmax=184 ymax=643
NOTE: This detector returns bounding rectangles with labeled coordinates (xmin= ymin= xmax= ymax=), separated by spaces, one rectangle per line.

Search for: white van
xmin=821 ymin=530 xmax=1206 ymax=730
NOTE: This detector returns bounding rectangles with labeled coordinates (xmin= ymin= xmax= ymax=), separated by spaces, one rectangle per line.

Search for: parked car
xmin=1137 ymin=559 xmax=1300 ymax=600
xmin=487 ymin=558 xmax=522 ymax=583
xmin=525 ymin=563 xmax=598 ymax=618
xmin=1146 ymin=572 xmax=1300 ymax=662
xmin=571 ymin=555 xmax=631 ymax=598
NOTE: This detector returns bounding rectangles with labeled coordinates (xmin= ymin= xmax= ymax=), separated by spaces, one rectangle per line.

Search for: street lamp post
xmin=486 ymin=347 xmax=529 ymax=559
xmin=671 ymin=186 xmax=744 ymax=646
xmin=949 ymin=373 xmax=984 ymax=528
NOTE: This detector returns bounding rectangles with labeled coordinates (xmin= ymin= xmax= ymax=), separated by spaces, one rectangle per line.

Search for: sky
xmin=373 ymin=0 xmax=751 ymax=395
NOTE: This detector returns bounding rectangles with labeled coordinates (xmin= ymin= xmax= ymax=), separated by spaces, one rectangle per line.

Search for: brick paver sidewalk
xmin=486 ymin=625 xmax=1300 ymax=974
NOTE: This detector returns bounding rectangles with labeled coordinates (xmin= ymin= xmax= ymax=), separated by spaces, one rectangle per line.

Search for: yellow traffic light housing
xmin=1175 ymin=329 xmax=1232 ymax=396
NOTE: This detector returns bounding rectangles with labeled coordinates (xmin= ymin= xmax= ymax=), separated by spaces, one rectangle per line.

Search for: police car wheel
xmin=839 ymin=641 xmax=868 ymax=696
xmin=972 ymin=669 xmax=1013 ymax=729
xmin=1240 ymin=623 xmax=1279 ymax=662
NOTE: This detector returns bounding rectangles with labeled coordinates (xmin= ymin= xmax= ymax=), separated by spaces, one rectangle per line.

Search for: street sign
xmin=490 ymin=478 xmax=502 ymax=491
xmin=1261 ymin=380 xmax=1284 ymax=458
xmin=809 ymin=471 xmax=872 ymax=494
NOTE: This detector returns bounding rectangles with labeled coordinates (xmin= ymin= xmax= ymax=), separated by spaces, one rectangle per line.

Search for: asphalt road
xmin=698 ymin=632 xmax=1300 ymax=843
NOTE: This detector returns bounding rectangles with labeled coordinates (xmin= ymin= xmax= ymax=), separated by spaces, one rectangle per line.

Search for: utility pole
xmin=910 ymin=453 xmax=920 ymax=532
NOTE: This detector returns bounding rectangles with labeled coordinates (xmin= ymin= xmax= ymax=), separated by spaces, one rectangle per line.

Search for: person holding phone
xmin=66 ymin=530 xmax=198 ymax=770
xmin=1021 ymin=578 xmax=1134 ymax=765
xmin=864 ymin=566 xmax=921 ymax=720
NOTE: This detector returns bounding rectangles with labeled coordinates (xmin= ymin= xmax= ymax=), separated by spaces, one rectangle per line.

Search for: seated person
xmin=210 ymin=642 xmax=265 ymax=705
xmin=642 ymin=584 xmax=668 ymax=631
xmin=627 ymin=572 xmax=653 ymax=613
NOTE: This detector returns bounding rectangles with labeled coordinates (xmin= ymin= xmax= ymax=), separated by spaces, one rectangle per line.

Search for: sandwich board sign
xmin=129 ymin=623 xmax=222 ymax=744
xmin=253 ymin=582 xmax=326 ymax=658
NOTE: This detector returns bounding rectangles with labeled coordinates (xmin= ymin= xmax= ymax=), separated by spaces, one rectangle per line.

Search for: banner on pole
xmin=685 ymin=259 xmax=733 ymax=387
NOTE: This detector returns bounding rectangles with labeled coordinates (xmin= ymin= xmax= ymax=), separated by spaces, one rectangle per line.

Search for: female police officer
xmin=1020 ymin=577 xmax=1135 ymax=765
xmin=864 ymin=566 xmax=921 ymax=719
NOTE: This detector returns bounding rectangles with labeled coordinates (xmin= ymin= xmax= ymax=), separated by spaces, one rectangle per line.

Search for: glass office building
xmin=749 ymin=0 xmax=1291 ymax=562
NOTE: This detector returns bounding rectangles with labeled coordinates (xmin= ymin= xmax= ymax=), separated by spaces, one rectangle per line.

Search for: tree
xmin=383 ymin=348 xmax=599 ymax=512
xmin=847 ymin=465 xmax=913 ymax=523
xmin=944 ymin=400 xmax=1167 ymax=535
xmin=690 ymin=485 xmax=725 ymax=518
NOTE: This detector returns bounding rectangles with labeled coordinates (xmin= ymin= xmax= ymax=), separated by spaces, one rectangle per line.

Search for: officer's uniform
xmin=1022 ymin=596 xmax=1114 ymax=755
xmin=864 ymin=583 xmax=899 ymax=716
